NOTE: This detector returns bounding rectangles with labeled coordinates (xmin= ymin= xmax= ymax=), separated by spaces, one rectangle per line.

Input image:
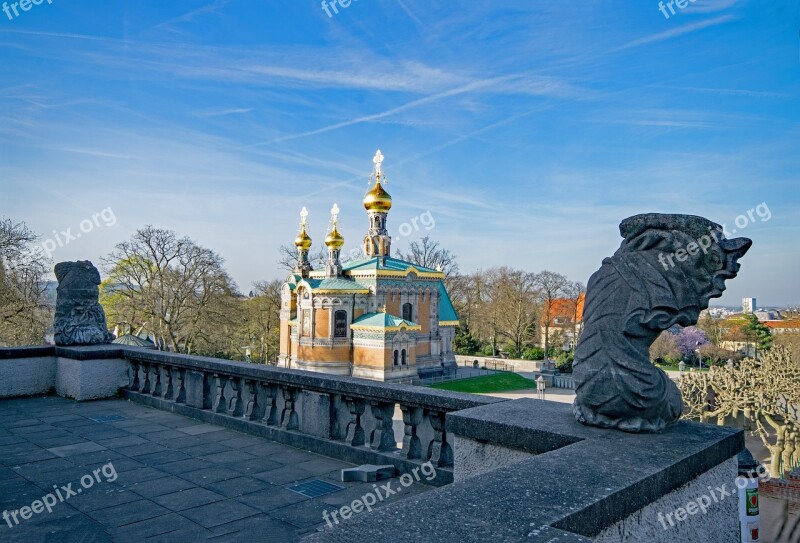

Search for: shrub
xmin=523 ymin=347 xmax=545 ymax=360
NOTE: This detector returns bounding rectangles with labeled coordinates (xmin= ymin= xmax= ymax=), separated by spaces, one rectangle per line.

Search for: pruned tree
xmin=774 ymin=332 xmax=800 ymax=361
xmin=0 ymin=219 xmax=50 ymax=345
xmin=679 ymin=347 xmax=800 ymax=477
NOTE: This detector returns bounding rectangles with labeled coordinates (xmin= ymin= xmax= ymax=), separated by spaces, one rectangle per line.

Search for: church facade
xmin=277 ymin=151 xmax=458 ymax=381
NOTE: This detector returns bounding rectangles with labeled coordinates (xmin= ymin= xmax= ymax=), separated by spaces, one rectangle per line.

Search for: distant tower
xmin=293 ymin=207 xmax=313 ymax=278
xmin=362 ymin=150 xmax=392 ymax=258
xmin=742 ymin=297 xmax=757 ymax=314
xmin=324 ymin=203 xmax=345 ymax=277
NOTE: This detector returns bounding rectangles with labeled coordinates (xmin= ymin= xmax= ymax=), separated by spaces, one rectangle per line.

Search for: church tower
xmin=362 ymin=150 xmax=392 ymax=258
xmin=324 ymin=203 xmax=344 ymax=277
xmin=293 ymin=207 xmax=313 ymax=278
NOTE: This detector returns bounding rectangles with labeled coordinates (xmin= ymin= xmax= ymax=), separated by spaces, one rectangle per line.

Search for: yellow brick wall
xmin=315 ymin=308 xmax=329 ymax=338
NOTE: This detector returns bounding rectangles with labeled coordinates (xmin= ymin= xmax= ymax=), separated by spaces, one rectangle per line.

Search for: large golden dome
xmin=294 ymin=227 xmax=312 ymax=250
xmin=324 ymin=225 xmax=344 ymax=249
xmin=363 ymin=180 xmax=392 ymax=212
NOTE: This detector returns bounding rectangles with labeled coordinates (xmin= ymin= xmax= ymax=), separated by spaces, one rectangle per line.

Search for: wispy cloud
xmin=609 ymin=15 xmax=736 ymax=53
xmin=149 ymin=0 xmax=233 ymax=34
xmin=191 ymin=107 xmax=253 ymax=118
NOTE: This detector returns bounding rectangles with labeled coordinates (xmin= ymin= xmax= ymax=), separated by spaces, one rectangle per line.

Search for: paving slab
xmin=0 ymin=396 xmax=434 ymax=541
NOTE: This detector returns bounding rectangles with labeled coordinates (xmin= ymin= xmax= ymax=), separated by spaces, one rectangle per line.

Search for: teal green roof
xmin=302 ymin=277 xmax=369 ymax=291
xmin=351 ymin=312 xmax=419 ymax=329
xmin=343 ymin=256 xmax=440 ymax=274
xmin=438 ymin=281 xmax=459 ymax=323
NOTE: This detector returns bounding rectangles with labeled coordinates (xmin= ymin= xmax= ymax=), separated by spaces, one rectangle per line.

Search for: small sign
xmin=746 ymin=489 xmax=759 ymax=516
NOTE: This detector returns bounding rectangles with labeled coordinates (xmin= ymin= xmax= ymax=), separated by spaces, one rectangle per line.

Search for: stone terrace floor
xmin=0 ymin=396 xmax=432 ymax=542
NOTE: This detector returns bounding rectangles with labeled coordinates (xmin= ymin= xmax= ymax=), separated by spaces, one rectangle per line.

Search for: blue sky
xmin=1 ymin=0 xmax=798 ymax=306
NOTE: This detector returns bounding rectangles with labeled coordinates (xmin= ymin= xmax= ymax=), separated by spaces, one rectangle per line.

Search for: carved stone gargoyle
xmin=572 ymin=214 xmax=751 ymax=433
xmin=53 ymin=260 xmax=115 ymax=346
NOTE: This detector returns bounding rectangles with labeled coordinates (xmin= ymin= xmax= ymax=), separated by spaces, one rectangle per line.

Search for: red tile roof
xmin=765 ymin=318 xmax=800 ymax=330
xmin=543 ymin=294 xmax=585 ymax=325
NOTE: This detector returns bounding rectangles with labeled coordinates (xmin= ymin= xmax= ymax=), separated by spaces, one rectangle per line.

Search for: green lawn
xmin=428 ymin=373 xmax=536 ymax=393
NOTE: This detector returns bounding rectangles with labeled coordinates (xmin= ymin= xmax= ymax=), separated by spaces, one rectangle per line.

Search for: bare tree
xmin=102 ymin=226 xmax=238 ymax=353
xmin=396 ymin=236 xmax=459 ymax=279
xmin=564 ymin=280 xmax=586 ymax=348
xmin=277 ymin=244 xmax=327 ymax=273
xmin=534 ymin=271 xmax=569 ymax=358
xmin=0 ymin=219 xmax=50 ymax=345
xmin=247 ymin=279 xmax=282 ymax=363
xmin=649 ymin=331 xmax=681 ymax=363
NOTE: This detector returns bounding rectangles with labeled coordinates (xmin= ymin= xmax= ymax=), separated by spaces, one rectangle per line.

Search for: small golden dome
xmin=363 ymin=180 xmax=392 ymax=212
xmin=294 ymin=227 xmax=312 ymax=250
xmin=325 ymin=225 xmax=344 ymax=249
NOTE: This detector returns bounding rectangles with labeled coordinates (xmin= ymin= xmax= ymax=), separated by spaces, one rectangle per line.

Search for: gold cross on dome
xmin=373 ymin=150 xmax=384 ymax=176
xmin=299 ymin=206 xmax=309 ymax=228
xmin=330 ymin=203 xmax=340 ymax=225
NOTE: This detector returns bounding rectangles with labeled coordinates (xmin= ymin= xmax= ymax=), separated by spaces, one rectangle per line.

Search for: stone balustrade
xmin=119 ymin=348 xmax=502 ymax=485
xmin=0 ymin=345 xmax=746 ymax=541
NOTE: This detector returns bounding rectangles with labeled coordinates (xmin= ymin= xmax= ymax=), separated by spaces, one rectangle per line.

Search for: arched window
xmin=393 ymin=350 xmax=399 ymax=366
xmin=402 ymin=303 xmax=413 ymax=322
xmin=401 ymin=349 xmax=407 ymax=365
xmin=334 ymin=310 xmax=348 ymax=338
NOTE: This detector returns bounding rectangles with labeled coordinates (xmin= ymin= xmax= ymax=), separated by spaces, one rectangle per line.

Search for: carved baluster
xmin=228 ymin=377 xmax=244 ymax=417
xmin=152 ymin=365 xmax=163 ymax=397
xmin=244 ymin=380 xmax=264 ymax=421
xmin=201 ymin=372 xmax=213 ymax=409
xmin=175 ymin=368 xmax=186 ymax=403
xmin=213 ymin=374 xmax=228 ymax=414
xmin=163 ymin=366 xmax=175 ymax=400
xmin=426 ymin=410 xmax=453 ymax=467
xmin=369 ymin=401 xmax=396 ymax=451
xmin=400 ymin=404 xmax=423 ymax=459
xmin=141 ymin=363 xmax=151 ymax=394
xmin=280 ymin=387 xmax=299 ymax=430
xmin=329 ymin=395 xmax=345 ymax=441
xmin=129 ymin=361 xmax=140 ymax=391
xmin=345 ymin=397 xmax=366 ymax=447
xmin=262 ymin=384 xmax=279 ymax=426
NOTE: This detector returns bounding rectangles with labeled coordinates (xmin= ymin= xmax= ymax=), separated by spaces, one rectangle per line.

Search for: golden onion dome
xmin=324 ymin=225 xmax=345 ymax=249
xmin=363 ymin=180 xmax=392 ymax=212
xmin=294 ymin=227 xmax=312 ymax=250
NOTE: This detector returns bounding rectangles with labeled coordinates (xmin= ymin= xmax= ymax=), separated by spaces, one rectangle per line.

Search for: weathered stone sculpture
xmin=572 ymin=214 xmax=751 ymax=433
xmin=53 ymin=260 xmax=114 ymax=346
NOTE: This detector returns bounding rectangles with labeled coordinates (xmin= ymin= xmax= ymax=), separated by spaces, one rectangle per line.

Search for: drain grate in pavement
xmin=87 ymin=414 xmax=126 ymax=423
xmin=287 ymin=480 xmax=345 ymax=498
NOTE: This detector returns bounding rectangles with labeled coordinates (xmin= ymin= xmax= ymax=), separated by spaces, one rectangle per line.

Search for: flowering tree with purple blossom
xmin=674 ymin=326 xmax=709 ymax=359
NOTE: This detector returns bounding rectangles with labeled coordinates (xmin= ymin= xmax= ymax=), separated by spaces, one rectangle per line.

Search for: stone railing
xmin=552 ymin=374 xmax=575 ymax=389
xmin=0 ymin=345 xmax=746 ymax=541
xmin=121 ymin=349 xmax=502 ymax=485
